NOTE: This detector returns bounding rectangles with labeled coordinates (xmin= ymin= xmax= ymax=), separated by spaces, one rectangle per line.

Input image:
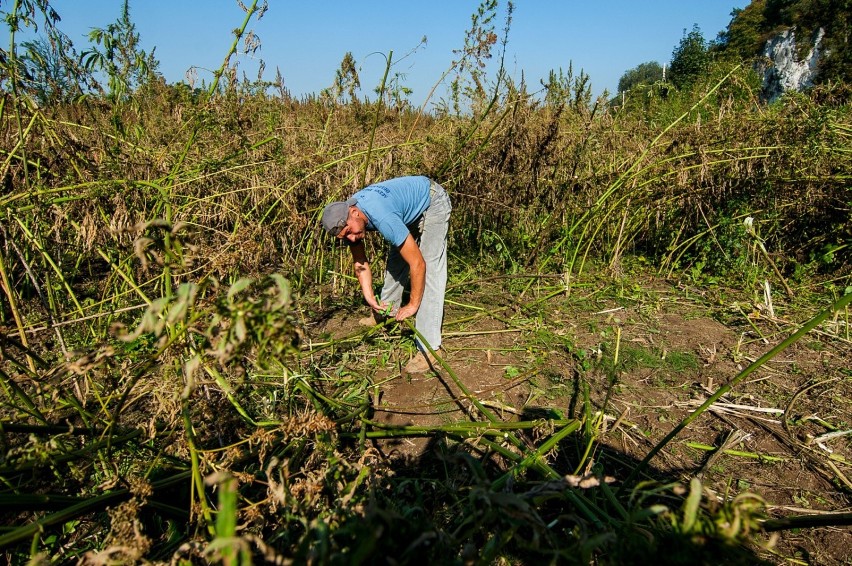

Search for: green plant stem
xmin=0 ymin=471 xmax=191 ymax=550
xmin=182 ymin=403 xmax=214 ymax=535
xmin=0 ymin=367 xmax=48 ymax=424
xmin=761 ymin=512 xmax=852 ymax=532
xmin=492 ymin=420 xmax=583 ymax=490
xmin=207 ymin=1 xmax=259 ymax=98
xmin=474 ymin=436 xmax=606 ymax=528
xmin=0 ymin=112 xmax=38 ymax=181
xmin=0 ymin=493 xmax=84 ymax=511
xmin=356 ymin=418 xmax=578 ymax=438
xmin=163 ymin=0 xmax=260 ymax=257
xmin=0 ymin=428 xmax=142 ymax=476
xmin=360 ymin=50 xmax=392 ymax=188
xmin=685 ymin=441 xmax=786 ymax=462
xmin=5 ymin=0 xmax=30 ymax=192
xmin=403 ymin=319 xmax=495 ymax=423
xmin=97 ymin=248 xmax=152 ymax=305
xmin=0 ymin=247 xmax=35 ymax=372
xmin=0 ymin=422 xmax=98 ymax=435
xmin=201 ymin=362 xmax=262 ymax=426
xmin=753 ymin=237 xmax=794 ymax=298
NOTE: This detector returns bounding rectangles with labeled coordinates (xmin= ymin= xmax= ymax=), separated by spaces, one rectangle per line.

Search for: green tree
xmin=669 ymin=24 xmax=710 ymax=90
xmin=81 ymin=0 xmax=159 ymax=101
xmin=713 ymin=1 xmax=767 ymax=59
xmin=617 ymin=61 xmax=665 ymax=93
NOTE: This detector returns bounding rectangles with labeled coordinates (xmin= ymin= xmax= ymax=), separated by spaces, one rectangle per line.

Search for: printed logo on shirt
xmin=364 ymin=185 xmax=391 ymax=198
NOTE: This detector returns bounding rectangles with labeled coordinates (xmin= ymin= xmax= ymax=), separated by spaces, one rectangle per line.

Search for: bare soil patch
xmin=308 ymin=274 xmax=852 ymax=564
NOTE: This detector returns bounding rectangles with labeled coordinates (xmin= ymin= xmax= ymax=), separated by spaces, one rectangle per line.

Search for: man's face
xmin=336 ymin=208 xmax=366 ymax=243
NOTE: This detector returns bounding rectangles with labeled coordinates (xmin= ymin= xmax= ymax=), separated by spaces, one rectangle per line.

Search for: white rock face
xmin=760 ymin=27 xmax=825 ymax=101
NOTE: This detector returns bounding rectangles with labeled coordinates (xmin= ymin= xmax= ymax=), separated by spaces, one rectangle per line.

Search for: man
xmin=321 ymin=176 xmax=451 ymax=373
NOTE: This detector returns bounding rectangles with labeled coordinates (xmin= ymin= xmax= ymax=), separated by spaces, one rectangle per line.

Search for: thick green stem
xmin=356 ymin=418 xmax=578 ymax=438
xmin=492 ymin=420 xmax=583 ymax=490
xmin=761 ymin=511 xmax=852 ymax=532
xmin=360 ymin=50 xmax=393 ymax=188
xmin=0 ymin=245 xmax=35 ymax=372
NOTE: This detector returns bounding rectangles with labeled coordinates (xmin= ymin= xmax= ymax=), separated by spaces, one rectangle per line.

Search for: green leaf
xmin=227 ymin=277 xmax=253 ymax=301
xmin=503 ymin=365 xmax=520 ymax=379
xmin=214 ymin=475 xmax=238 ymax=538
xmin=682 ymin=477 xmax=702 ymax=533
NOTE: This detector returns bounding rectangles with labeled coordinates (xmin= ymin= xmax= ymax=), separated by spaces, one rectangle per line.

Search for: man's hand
xmin=372 ymin=302 xmax=394 ymax=317
xmin=395 ymin=303 xmax=418 ymax=321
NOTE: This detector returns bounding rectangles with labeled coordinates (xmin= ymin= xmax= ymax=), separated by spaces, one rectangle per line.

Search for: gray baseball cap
xmin=321 ymin=198 xmax=357 ymax=236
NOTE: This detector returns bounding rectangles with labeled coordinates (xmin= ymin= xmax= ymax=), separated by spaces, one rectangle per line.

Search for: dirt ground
xmin=309 ymin=274 xmax=852 ymax=564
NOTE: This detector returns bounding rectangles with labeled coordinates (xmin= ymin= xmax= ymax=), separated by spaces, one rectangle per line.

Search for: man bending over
xmin=321 ymin=176 xmax=451 ymax=374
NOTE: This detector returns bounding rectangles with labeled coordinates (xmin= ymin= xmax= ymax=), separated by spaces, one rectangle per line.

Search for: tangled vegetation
xmin=0 ymin=0 xmax=850 ymax=564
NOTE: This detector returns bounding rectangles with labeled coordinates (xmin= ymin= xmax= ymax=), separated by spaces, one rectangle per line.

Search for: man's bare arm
xmin=394 ymin=234 xmax=426 ymax=320
xmin=349 ymin=241 xmax=382 ymax=310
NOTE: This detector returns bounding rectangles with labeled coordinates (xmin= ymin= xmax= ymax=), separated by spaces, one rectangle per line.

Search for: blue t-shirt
xmin=352 ymin=176 xmax=431 ymax=247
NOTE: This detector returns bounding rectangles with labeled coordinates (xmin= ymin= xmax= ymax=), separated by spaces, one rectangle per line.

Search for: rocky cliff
xmin=760 ymin=27 xmax=826 ymax=102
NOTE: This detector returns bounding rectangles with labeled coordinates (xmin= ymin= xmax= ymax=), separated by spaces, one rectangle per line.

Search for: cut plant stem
xmin=356 ymin=418 xmax=578 ymax=438
xmin=687 ymin=441 xmax=786 ymax=462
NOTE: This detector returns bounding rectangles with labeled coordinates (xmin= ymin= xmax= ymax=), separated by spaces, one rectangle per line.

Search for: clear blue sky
xmin=23 ymin=1 xmax=750 ymax=105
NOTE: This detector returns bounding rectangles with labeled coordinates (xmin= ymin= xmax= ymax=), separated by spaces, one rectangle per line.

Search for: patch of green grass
xmin=598 ymin=343 xmax=699 ymax=376
xmin=618 ymin=344 xmax=665 ymax=370
xmin=665 ymin=350 xmax=700 ymax=372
